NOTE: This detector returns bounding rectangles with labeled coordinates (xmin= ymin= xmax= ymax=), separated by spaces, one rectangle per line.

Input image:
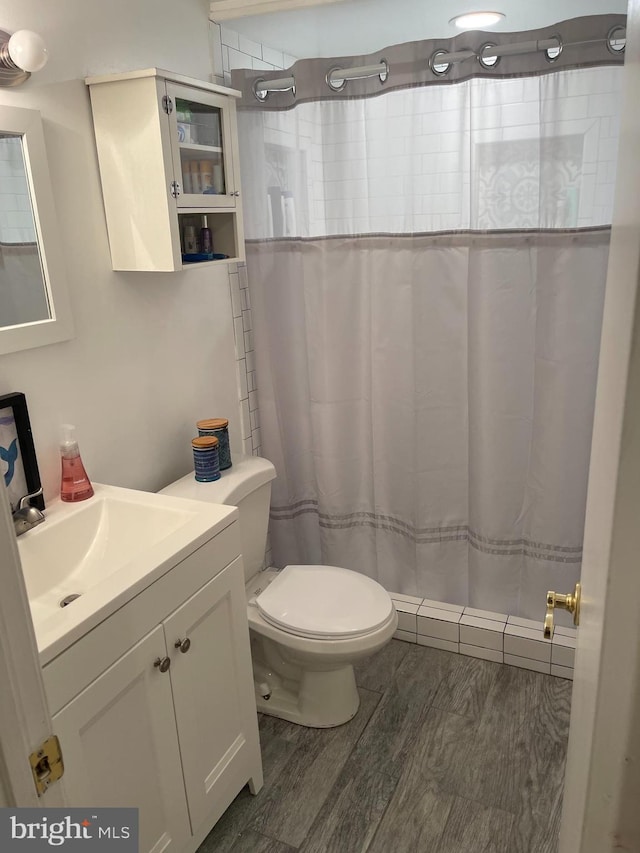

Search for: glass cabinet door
xmin=166 ymin=83 xmax=236 ymax=209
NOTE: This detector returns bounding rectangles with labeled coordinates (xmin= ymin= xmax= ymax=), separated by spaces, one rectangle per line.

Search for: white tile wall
xmin=240 ymin=66 xmax=622 ymax=240
xmin=464 ymin=607 xmax=508 ymax=623
xmin=504 ymin=625 xmax=552 ymax=663
xmin=395 ymin=601 xmax=419 ymax=633
xmin=460 ymin=621 xmax=504 ymax=652
xmin=388 ymin=592 xmax=577 ymax=678
xmin=213 ymin=25 xmax=297 ymax=87
xmin=421 ymin=598 xmax=463 ymax=613
xmin=551 ymin=633 xmax=576 ymax=668
xmin=392 ymin=593 xmax=423 ymax=606
xmin=417 ymin=604 xmax=462 ymax=643
xmin=551 ymin=664 xmax=574 ymax=680
xmin=418 ymin=635 xmax=459 ymax=654
xmin=229 ymin=263 xmax=262 ymax=457
xmin=394 ymin=628 xmax=417 ymax=644
xmin=507 ymin=615 xmax=544 ymax=632
xmin=505 ymin=654 xmax=551 ymax=675
xmin=460 ymin=644 xmax=504 ymax=664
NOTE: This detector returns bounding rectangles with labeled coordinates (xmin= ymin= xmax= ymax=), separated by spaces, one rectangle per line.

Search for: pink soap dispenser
xmin=60 ymin=424 xmax=94 ymax=502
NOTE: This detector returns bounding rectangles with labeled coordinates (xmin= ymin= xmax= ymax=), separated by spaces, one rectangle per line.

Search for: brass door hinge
xmin=29 ymin=735 xmax=64 ymax=796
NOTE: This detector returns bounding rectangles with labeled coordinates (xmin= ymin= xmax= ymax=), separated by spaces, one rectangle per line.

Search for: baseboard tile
xmin=389 ymin=589 xmax=576 ymax=678
xmin=505 ymin=653 xmax=551 ymax=675
xmin=417 ymin=635 xmax=459 ymax=654
xmin=459 ymin=643 xmax=504 ymax=664
xmin=395 ymin=611 xmax=418 ymax=632
xmin=551 ymin=663 xmax=574 ymax=680
xmin=393 ymin=628 xmax=417 ymax=644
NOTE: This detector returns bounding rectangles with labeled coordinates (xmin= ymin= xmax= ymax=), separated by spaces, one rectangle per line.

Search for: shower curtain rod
xmin=253 ymin=60 xmax=388 ymax=98
xmin=440 ymin=38 xmax=559 ymax=63
xmin=251 ymin=25 xmax=625 ymax=100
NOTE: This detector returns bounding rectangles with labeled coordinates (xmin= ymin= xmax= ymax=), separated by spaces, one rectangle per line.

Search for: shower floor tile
xmin=197 ymin=640 xmax=571 ymax=853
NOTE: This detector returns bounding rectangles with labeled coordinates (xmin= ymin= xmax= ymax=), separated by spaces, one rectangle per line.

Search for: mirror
xmin=0 ymin=105 xmax=73 ymax=355
xmin=0 ymin=134 xmax=50 ymax=328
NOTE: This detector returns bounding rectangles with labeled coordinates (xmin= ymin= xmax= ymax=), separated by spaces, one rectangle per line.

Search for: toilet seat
xmin=255 ymin=564 xmax=394 ymax=640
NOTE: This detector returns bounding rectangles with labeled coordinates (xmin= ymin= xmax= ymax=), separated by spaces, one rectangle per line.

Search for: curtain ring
xmin=429 ymin=49 xmax=451 ymax=76
xmin=478 ymin=43 xmax=500 ymax=69
xmin=378 ymin=59 xmax=389 ymax=85
xmin=253 ymin=78 xmax=269 ymax=102
xmin=544 ymin=35 xmax=563 ymax=63
xmin=325 ymin=66 xmax=346 ymax=92
xmin=606 ymin=25 xmax=626 ymax=54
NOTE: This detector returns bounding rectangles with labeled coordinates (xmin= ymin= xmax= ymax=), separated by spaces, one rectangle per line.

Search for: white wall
xmin=0 ymin=0 xmax=244 ymax=501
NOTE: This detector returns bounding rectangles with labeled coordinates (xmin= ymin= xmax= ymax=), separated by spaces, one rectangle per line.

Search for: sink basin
xmin=18 ymin=483 xmax=236 ymax=663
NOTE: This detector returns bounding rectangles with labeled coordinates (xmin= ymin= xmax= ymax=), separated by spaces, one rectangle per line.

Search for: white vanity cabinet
xmin=85 ymin=68 xmax=245 ymax=272
xmin=53 ymin=625 xmax=192 ymax=853
xmin=164 ymin=559 xmax=263 ymax=833
xmin=44 ymin=525 xmax=262 ymax=853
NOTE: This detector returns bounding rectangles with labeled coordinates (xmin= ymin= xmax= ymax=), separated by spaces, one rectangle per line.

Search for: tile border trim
xmin=391 ymin=592 xmax=575 ymax=680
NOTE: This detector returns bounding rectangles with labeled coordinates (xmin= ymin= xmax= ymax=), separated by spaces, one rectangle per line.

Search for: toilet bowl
xmin=160 ymin=455 xmax=397 ymax=727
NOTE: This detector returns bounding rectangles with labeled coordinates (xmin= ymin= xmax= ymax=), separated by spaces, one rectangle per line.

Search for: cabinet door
xmin=166 ymin=82 xmax=236 ymax=209
xmin=164 ymin=556 xmax=262 ymax=834
xmin=53 ymin=626 xmax=191 ymax=853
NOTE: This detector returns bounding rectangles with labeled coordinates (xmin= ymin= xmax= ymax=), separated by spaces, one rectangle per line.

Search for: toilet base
xmin=247 ymin=572 xmax=397 ymax=729
xmin=255 ymin=661 xmax=360 ymax=728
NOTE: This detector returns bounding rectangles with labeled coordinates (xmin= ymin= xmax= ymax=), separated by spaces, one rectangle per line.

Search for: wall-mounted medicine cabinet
xmin=85 ymin=68 xmax=245 ymax=272
xmin=0 ymin=105 xmax=73 ymax=355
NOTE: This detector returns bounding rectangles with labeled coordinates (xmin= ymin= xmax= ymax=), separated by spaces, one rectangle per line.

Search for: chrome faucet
xmin=12 ymin=488 xmax=45 ymax=537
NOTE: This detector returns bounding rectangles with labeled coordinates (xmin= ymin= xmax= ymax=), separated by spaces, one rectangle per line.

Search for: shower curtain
xmin=232 ymin=16 xmax=624 ymax=618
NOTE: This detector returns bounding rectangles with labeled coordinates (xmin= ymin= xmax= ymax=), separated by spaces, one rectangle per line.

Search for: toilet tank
xmin=159 ymin=455 xmax=277 ymax=581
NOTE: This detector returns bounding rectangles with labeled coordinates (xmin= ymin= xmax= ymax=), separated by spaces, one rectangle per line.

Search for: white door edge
xmin=0 ymin=480 xmax=66 ymax=807
xmin=559 ymin=0 xmax=640 ymax=849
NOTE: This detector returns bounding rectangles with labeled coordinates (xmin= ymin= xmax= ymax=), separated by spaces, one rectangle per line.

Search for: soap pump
xmin=60 ymin=424 xmax=94 ymax=502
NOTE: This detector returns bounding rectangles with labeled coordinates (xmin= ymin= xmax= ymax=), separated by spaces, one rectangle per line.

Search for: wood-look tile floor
xmin=198 ymin=641 xmax=572 ymax=853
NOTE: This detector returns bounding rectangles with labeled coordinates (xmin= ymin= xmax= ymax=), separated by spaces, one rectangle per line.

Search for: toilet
xmin=161 ymin=455 xmax=397 ymax=727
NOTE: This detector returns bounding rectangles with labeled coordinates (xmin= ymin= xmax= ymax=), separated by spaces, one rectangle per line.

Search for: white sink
xmin=18 ymin=483 xmax=236 ymax=663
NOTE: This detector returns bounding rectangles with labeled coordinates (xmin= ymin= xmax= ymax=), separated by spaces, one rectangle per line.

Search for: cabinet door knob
xmin=174 ymin=638 xmax=191 ymax=654
xmin=154 ymin=656 xmax=171 ymax=673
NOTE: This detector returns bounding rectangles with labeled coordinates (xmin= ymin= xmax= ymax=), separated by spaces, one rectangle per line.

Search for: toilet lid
xmin=255 ymin=565 xmax=394 ymax=640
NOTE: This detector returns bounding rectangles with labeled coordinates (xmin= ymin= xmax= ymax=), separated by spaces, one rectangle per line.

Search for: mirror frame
xmin=0 ymin=105 xmax=74 ymax=356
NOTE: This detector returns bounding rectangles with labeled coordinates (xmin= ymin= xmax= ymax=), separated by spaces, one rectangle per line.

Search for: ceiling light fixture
xmin=0 ymin=29 xmax=49 ymax=87
xmin=449 ymin=11 xmax=505 ymax=30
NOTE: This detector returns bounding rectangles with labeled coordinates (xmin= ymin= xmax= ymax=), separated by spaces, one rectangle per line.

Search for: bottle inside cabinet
xmin=179 ymin=212 xmax=237 ymax=264
xmin=175 ymin=98 xmax=227 ymax=199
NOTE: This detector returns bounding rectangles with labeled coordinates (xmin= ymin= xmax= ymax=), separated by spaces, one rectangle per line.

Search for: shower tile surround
xmin=236 ymin=68 xmax=622 ymax=237
xmin=391 ymin=594 xmax=576 ymax=679
xmin=214 ymin=21 xmax=290 ymax=565
xmin=210 ymin=23 xmax=297 ymax=88
xmin=228 ymin=263 xmax=259 ymax=458
xmin=228 ymin=261 xmax=274 ymax=568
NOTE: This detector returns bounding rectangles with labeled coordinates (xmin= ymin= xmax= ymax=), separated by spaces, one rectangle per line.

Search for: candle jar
xmin=192 ymin=435 xmax=220 ymax=482
xmin=197 ymin=418 xmax=232 ymax=470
